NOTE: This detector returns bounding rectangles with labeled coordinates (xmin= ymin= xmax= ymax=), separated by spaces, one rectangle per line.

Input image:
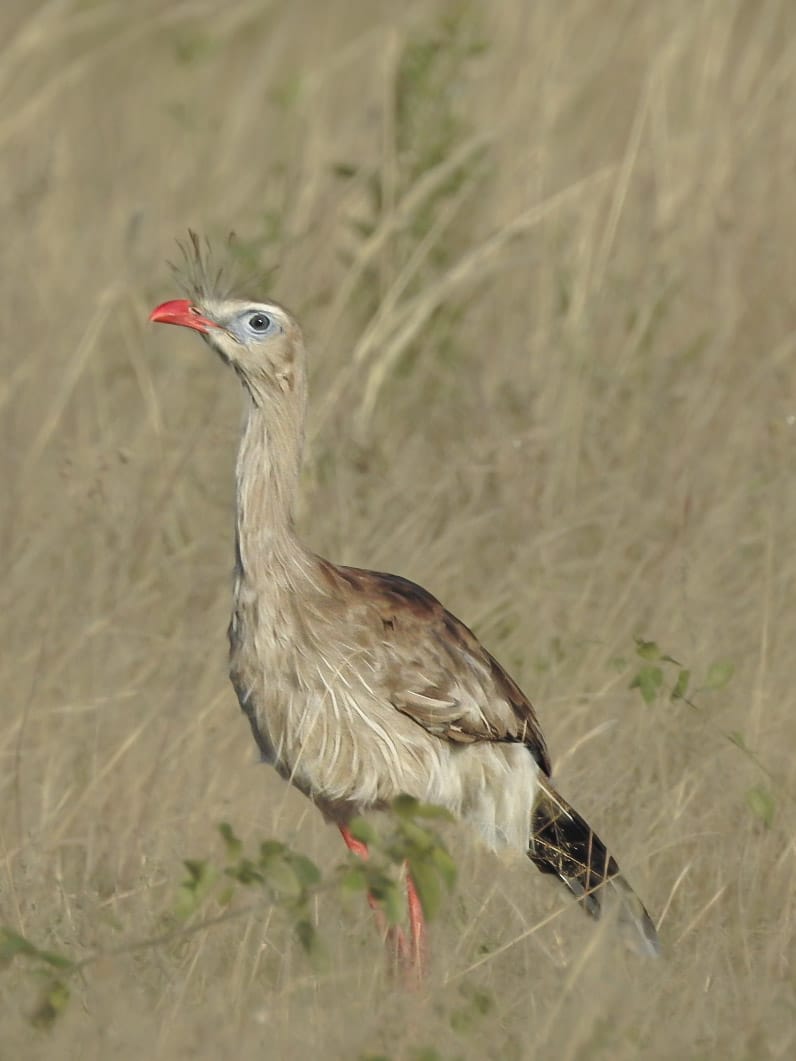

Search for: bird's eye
xmin=247 ymin=312 xmax=271 ymax=332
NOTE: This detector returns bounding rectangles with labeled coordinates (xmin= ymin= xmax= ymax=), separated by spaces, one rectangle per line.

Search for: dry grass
xmin=2 ymin=0 xmax=795 ymax=1056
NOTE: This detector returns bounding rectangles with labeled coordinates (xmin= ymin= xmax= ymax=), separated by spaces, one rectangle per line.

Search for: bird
xmin=149 ymin=283 xmax=660 ymax=971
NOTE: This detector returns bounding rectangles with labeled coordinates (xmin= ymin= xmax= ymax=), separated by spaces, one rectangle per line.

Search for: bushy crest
xmin=169 ymin=231 xmax=271 ymax=304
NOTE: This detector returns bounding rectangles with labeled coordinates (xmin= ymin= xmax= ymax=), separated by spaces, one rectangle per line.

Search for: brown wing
xmin=318 ymin=561 xmax=552 ymax=776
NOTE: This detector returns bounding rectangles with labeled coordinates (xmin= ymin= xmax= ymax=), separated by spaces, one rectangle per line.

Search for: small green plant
xmin=745 ymin=784 xmax=776 ymax=830
xmin=623 ymin=637 xmax=780 ymax=830
xmin=625 ymin=636 xmax=733 ymax=707
xmin=343 ymin=796 xmax=457 ymax=923
xmin=0 ymin=929 xmax=76 ymax=1029
xmin=0 ymin=798 xmax=456 ymax=1029
xmin=175 ymin=821 xmax=324 ymax=957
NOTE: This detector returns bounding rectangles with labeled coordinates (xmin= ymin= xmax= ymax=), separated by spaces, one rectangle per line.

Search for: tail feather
xmin=529 ymin=776 xmax=660 ymax=957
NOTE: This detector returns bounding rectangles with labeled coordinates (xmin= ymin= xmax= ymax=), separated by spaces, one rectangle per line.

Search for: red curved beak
xmin=149 ymin=298 xmax=219 ymax=334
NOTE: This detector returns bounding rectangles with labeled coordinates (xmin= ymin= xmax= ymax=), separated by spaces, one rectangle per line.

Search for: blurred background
xmin=1 ymin=1 xmax=794 ymax=1056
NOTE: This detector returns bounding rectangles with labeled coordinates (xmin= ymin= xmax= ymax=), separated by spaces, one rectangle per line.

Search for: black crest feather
xmin=168 ymin=230 xmax=277 ymax=304
xmin=168 ymin=230 xmax=236 ymax=302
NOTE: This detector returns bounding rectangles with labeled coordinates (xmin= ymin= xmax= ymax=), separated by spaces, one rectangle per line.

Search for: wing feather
xmin=318 ymin=561 xmax=552 ymax=775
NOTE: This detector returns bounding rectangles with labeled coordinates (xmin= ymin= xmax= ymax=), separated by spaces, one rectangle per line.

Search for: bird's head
xmin=149 ymin=296 xmax=304 ymax=402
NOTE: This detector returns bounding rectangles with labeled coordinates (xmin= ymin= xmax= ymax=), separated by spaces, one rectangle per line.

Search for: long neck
xmin=234 ymin=378 xmax=310 ymax=585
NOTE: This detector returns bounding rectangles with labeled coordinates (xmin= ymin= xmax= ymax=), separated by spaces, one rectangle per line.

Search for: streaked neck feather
xmin=234 ymin=391 xmax=311 ymax=587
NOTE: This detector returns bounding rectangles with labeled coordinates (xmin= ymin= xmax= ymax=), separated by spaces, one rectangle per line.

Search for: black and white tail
xmin=529 ymin=775 xmax=660 ymax=957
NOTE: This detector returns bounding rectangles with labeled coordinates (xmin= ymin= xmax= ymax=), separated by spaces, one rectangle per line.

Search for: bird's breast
xmin=227 ymin=589 xmax=451 ymax=808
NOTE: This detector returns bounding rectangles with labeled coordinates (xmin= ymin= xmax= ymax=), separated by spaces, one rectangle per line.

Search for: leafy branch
xmin=343 ymin=796 xmax=457 ymax=923
xmin=0 ymin=798 xmax=456 ymax=1029
xmin=623 ymin=636 xmax=781 ymax=829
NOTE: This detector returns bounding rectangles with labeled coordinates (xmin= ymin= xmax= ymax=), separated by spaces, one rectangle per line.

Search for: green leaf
xmin=431 ymin=846 xmax=457 ymax=891
xmin=31 ymin=978 xmax=70 ymax=1029
xmin=746 ymin=785 xmax=775 ymax=829
xmin=218 ymin=822 xmax=242 ymax=858
xmin=289 ymin=854 xmax=321 ymax=888
xmin=261 ymin=857 xmax=301 ymax=900
xmin=183 ymin=859 xmax=207 ymax=883
xmin=407 ymin=858 xmax=442 ymax=920
xmin=0 ymin=928 xmax=39 ymax=966
xmin=339 ymin=865 xmax=368 ymax=894
xmin=258 ymin=840 xmax=286 ymax=860
xmin=0 ymin=929 xmax=74 ymax=972
xmin=634 ymin=638 xmax=660 ymax=661
xmin=413 ymin=803 xmax=454 ymax=821
xmin=630 ymin=665 xmax=664 ymax=704
xmin=393 ymin=795 xmax=453 ymax=821
xmin=225 ymin=858 xmax=263 ymax=886
xmin=174 ymin=885 xmax=198 ymax=920
xmin=331 ymin=162 xmax=359 ymax=179
xmin=217 ymin=885 xmax=235 ymax=907
xmin=294 ymin=919 xmax=318 ymax=954
xmin=728 ymin=730 xmax=748 ymax=751
xmin=705 ymin=661 xmax=735 ymax=690
xmin=176 ymin=860 xmax=218 ymax=917
xmin=398 ymin=820 xmax=436 ymax=854
xmin=392 ymin=794 xmax=421 ymax=818
xmin=379 ymin=881 xmax=405 ymax=925
xmin=33 ymin=949 xmax=74 ymax=972
xmin=348 ymin=817 xmax=377 ymax=846
xmin=671 ymin=669 xmax=691 ymax=701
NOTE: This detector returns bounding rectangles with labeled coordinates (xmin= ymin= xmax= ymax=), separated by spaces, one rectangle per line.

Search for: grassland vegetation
xmin=1 ymin=1 xmax=795 ymax=1057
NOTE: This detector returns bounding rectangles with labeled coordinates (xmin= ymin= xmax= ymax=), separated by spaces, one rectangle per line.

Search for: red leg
xmin=405 ymin=870 xmax=427 ymax=978
xmin=339 ymin=825 xmax=411 ymax=966
xmin=339 ymin=824 xmax=369 ymax=861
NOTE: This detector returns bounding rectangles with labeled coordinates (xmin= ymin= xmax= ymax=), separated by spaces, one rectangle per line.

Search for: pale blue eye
xmin=247 ymin=312 xmax=270 ymax=332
